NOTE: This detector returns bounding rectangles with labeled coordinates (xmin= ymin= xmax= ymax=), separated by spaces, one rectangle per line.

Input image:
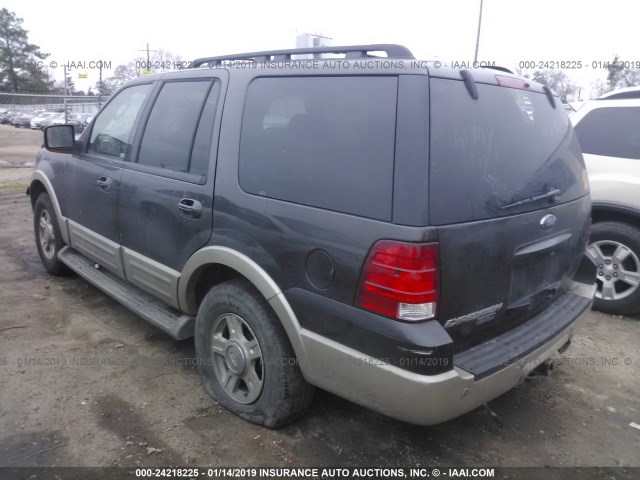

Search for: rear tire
xmin=588 ymin=221 xmax=640 ymax=315
xmin=33 ymin=193 xmax=69 ymax=276
xmin=195 ymin=279 xmax=314 ymax=427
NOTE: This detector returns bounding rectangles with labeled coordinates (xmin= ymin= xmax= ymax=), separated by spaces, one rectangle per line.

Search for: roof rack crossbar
xmin=192 ymin=44 xmax=414 ymax=68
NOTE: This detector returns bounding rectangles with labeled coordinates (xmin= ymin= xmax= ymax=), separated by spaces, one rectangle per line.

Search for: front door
xmin=65 ymin=83 xmax=154 ymax=277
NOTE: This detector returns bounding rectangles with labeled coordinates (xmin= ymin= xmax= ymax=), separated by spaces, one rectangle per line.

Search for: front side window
xmin=88 ymin=84 xmax=152 ymax=159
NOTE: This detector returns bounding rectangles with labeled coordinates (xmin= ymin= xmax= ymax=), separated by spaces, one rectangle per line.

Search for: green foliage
xmin=0 ymin=8 xmax=54 ymax=93
xmin=530 ymin=69 xmax=578 ymax=102
xmin=606 ymin=54 xmax=640 ymax=91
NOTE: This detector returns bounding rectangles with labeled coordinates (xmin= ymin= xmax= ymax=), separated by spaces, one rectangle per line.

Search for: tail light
xmin=358 ymin=241 xmax=439 ymax=321
xmin=496 ymin=75 xmax=531 ymax=90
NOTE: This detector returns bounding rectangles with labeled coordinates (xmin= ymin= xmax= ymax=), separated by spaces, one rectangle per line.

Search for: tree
xmin=98 ymin=63 xmax=138 ymax=94
xmin=151 ymin=49 xmax=183 ymax=73
xmin=100 ymin=49 xmax=184 ymax=94
xmin=0 ymin=8 xmax=53 ymax=93
xmin=531 ymin=69 xmax=578 ymax=103
xmin=95 ymin=79 xmax=113 ymax=96
xmin=606 ymin=54 xmax=640 ymax=91
xmin=593 ymin=79 xmax=609 ymax=98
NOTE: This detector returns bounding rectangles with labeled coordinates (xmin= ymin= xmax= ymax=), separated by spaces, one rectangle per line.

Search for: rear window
xmin=574 ymin=107 xmax=640 ymax=160
xmin=239 ymin=76 xmax=397 ymax=221
xmin=429 ymin=78 xmax=588 ymax=225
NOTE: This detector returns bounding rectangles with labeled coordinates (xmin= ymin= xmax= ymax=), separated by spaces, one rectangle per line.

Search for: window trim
xmin=128 ymin=78 xmax=221 ymax=184
xmin=237 ymin=75 xmax=399 ymax=221
xmin=82 ymin=82 xmax=155 ymax=164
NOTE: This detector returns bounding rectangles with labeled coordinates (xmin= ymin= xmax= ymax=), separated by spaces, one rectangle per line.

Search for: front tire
xmin=195 ymin=279 xmax=314 ymax=427
xmin=587 ymin=221 xmax=640 ymax=315
xmin=33 ymin=193 xmax=69 ymax=275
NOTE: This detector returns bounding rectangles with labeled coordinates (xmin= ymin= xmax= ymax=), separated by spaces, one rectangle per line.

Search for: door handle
xmin=96 ymin=176 xmax=113 ymax=191
xmin=178 ymin=198 xmax=202 ymax=219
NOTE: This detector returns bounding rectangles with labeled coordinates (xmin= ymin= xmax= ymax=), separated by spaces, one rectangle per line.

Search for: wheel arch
xmin=588 ymin=208 xmax=640 ymax=314
xmin=592 ymin=203 xmax=640 ymax=229
xmin=28 ymin=171 xmax=70 ymax=244
xmin=179 ymin=246 xmax=307 ymax=363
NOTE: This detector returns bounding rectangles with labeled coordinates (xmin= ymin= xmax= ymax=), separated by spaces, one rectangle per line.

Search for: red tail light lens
xmin=358 ymin=241 xmax=439 ymax=321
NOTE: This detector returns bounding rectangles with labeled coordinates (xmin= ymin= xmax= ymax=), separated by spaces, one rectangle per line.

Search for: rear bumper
xmin=297 ymin=280 xmax=595 ymax=426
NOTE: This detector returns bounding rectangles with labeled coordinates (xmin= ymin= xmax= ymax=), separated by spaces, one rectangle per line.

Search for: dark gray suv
xmin=29 ymin=44 xmax=596 ymax=428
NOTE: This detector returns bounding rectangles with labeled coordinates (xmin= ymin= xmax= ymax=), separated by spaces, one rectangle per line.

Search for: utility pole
xmin=63 ymin=64 xmax=69 ymax=123
xmin=98 ymin=63 xmax=103 ymax=108
xmin=138 ymin=43 xmax=157 ymax=73
xmin=474 ymin=0 xmax=484 ymax=64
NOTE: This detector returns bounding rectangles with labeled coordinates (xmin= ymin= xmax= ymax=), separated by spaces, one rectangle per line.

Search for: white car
xmin=571 ymin=86 xmax=640 ymax=315
xmin=30 ymin=111 xmax=58 ymax=130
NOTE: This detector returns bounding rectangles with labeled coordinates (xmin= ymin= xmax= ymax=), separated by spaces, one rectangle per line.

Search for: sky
xmin=3 ymin=0 xmax=640 ymax=99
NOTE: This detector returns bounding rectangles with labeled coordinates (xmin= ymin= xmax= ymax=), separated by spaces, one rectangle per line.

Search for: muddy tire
xmin=195 ymin=279 xmax=314 ymax=427
xmin=33 ymin=193 xmax=69 ymax=276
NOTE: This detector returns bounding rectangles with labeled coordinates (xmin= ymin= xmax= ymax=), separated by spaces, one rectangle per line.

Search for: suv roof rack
xmin=479 ymin=65 xmax=514 ymax=74
xmin=192 ymin=44 xmax=414 ymax=68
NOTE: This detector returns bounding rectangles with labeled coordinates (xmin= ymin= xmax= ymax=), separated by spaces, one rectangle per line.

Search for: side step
xmin=58 ymin=246 xmax=195 ymax=340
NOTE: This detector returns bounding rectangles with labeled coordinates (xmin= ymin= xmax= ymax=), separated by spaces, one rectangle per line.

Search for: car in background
xmin=0 ymin=110 xmax=19 ymax=124
xmin=38 ymin=113 xmax=65 ymax=130
xmin=13 ymin=112 xmax=37 ymax=128
xmin=74 ymin=112 xmax=93 ymax=130
xmin=571 ymin=86 xmax=640 ymax=315
xmin=30 ymin=111 xmax=62 ymax=130
xmin=69 ymin=113 xmax=90 ymax=133
xmin=40 ymin=112 xmax=87 ymax=134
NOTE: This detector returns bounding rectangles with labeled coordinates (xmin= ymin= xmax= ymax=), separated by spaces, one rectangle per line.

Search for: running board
xmin=58 ymin=246 xmax=194 ymax=340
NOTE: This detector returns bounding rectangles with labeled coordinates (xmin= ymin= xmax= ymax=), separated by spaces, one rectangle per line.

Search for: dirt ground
xmin=0 ymin=125 xmax=639 ymax=474
xmin=0 ymin=124 xmax=40 ymax=187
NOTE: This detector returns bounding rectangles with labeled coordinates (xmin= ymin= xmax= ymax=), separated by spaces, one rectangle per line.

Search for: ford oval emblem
xmin=540 ymin=214 xmax=557 ymax=231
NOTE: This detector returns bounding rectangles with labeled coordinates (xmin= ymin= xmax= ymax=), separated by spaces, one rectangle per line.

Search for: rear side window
xmin=138 ymin=80 xmax=215 ymax=173
xmin=574 ymin=107 xmax=640 ymax=160
xmin=429 ymin=79 xmax=588 ymax=225
xmin=239 ymin=76 xmax=397 ymax=220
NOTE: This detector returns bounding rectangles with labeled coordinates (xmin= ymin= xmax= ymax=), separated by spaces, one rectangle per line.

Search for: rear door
xmin=117 ymin=74 xmax=225 ymax=308
xmin=428 ymin=75 xmax=591 ymax=351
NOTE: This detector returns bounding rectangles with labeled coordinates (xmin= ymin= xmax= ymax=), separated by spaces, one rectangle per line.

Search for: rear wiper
xmin=501 ymin=188 xmax=561 ymax=210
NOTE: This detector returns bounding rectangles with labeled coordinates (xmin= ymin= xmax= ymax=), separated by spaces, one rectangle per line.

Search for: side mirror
xmin=44 ymin=125 xmax=76 ymax=153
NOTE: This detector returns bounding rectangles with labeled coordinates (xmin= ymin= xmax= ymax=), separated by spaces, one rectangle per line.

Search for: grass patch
xmin=0 ymin=183 xmax=28 ymax=190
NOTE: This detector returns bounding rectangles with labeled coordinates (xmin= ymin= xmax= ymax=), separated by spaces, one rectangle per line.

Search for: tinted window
xmin=239 ymin=76 xmax=397 ymax=220
xmin=89 ymin=84 xmax=151 ymax=159
xmin=138 ymin=80 xmax=212 ymax=172
xmin=430 ymin=79 xmax=588 ymax=225
xmin=190 ymin=82 xmax=221 ymax=176
xmin=574 ymin=107 xmax=640 ymax=160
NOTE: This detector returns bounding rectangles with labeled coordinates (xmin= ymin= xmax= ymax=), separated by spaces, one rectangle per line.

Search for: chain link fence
xmin=0 ymin=93 xmax=107 ymax=115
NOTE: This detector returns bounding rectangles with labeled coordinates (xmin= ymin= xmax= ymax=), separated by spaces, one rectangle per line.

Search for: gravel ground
xmin=0 ymin=124 xmax=40 ymax=187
